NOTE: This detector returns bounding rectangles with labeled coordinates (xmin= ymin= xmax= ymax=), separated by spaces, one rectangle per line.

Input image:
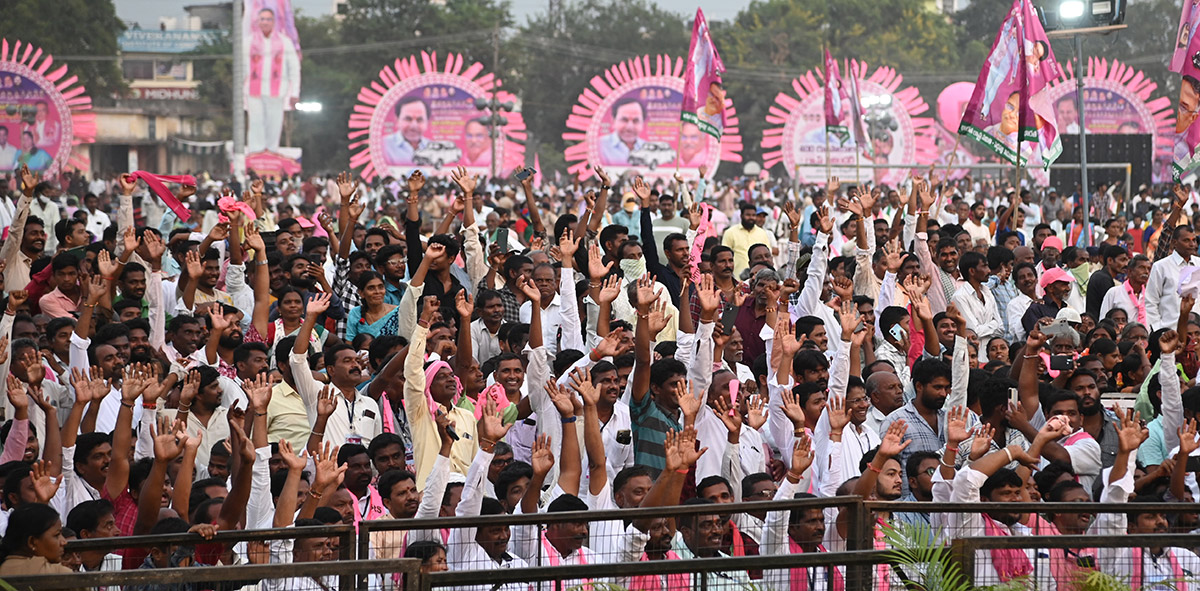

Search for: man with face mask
xmin=722 ymin=202 xmax=772 ymax=277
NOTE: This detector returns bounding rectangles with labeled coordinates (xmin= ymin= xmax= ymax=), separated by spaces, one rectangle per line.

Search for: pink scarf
xmin=217 ymin=196 xmax=258 ymax=222
xmin=874 ymin=519 xmax=891 ymax=591
xmin=424 ymin=361 xmax=461 ymax=418
xmin=1124 ymin=280 xmax=1147 ymax=325
xmin=1132 ymin=548 xmax=1187 ymax=591
xmin=248 ymin=31 xmax=284 ymax=98
xmin=629 ymin=551 xmax=687 ymax=591
xmin=981 ymin=514 xmax=1033 ymax=582
xmin=542 ymin=536 xmax=591 ymax=589
xmin=349 ymin=484 xmax=388 ymax=533
xmin=126 ymin=171 xmax=195 ymax=222
xmin=471 ymin=382 xmax=512 ymax=421
xmin=787 ymin=538 xmax=845 ymax=591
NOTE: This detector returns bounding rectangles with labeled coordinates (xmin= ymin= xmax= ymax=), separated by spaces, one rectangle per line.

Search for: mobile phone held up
xmin=516 ymin=167 xmax=535 ymax=181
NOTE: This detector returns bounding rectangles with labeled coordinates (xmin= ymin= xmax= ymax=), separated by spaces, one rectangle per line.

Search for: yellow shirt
xmin=722 ymin=224 xmax=773 ymax=277
xmin=404 ymin=325 xmax=479 ymax=489
xmin=267 ymin=381 xmax=310 ymax=450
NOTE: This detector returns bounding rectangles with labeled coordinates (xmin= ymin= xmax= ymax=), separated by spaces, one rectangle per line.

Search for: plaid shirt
xmin=878 ymin=400 xmax=948 ymax=471
xmin=332 ymin=254 xmax=361 ymax=340
xmin=987 ymin=275 xmax=1019 ymax=341
xmin=479 ymin=278 xmax=522 ymax=325
xmin=688 ymin=280 xmax=743 ymax=326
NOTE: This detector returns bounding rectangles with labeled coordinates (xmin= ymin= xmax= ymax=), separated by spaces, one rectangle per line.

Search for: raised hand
xmin=313 ymin=442 xmax=346 ymax=492
xmin=878 ymin=420 xmax=911 ymax=459
xmin=745 ymin=395 xmax=768 ymax=430
xmin=151 ymin=417 xmax=187 ymax=463
xmin=782 ymin=201 xmax=803 ymax=229
xmin=712 ymin=393 xmax=742 ymax=434
xmin=593 ymin=328 xmax=627 ymax=358
xmin=477 ymin=398 xmax=513 ymax=443
xmin=1180 ymin=418 xmax=1200 ymax=457
xmin=7 ymin=290 xmax=27 ymax=313
xmin=244 ymin=372 xmax=274 ymax=413
xmin=1115 ymin=406 xmax=1148 ymax=453
xmin=777 ymin=314 xmax=802 ymax=356
xmin=122 ymin=226 xmax=138 ymax=256
xmin=406 ymin=170 xmax=426 ymax=194
xmin=946 ymin=405 xmax=970 ymax=448
xmin=122 ymin=364 xmax=152 ymax=402
xmin=594 ymin=166 xmax=612 ymax=187
xmin=788 ymin=432 xmax=815 ymax=480
xmin=815 ymin=205 xmax=834 ymax=235
xmin=5 ymin=375 xmax=27 ymax=414
xmin=970 ymin=424 xmax=996 ymax=461
xmin=518 ymin=276 xmax=541 ymax=305
xmin=587 ymin=243 xmax=613 ymax=280
xmin=882 ymin=239 xmax=903 ymax=274
xmin=646 ymin=299 xmax=672 ymax=336
xmin=179 ymin=369 xmax=200 ymax=407
xmin=306 ymin=292 xmax=332 ymax=317
xmin=30 ymin=460 xmax=59 ymax=503
xmin=452 ymin=166 xmax=477 ymax=196
xmin=569 ymin=368 xmax=599 ymax=407
xmin=634 ymin=273 xmax=659 ymax=308
xmin=336 ymin=171 xmax=359 ymax=201
xmin=279 ymin=439 xmax=307 ymax=472
xmin=97 ymin=249 xmax=120 ymax=279
xmin=675 ymin=378 xmax=701 ymax=424
xmin=316 ymin=385 xmax=336 ymax=421
xmin=632 ymin=176 xmax=651 ymax=206
xmin=141 ymin=230 xmax=167 ymax=262
xmin=696 ymin=273 xmax=720 ymax=315
xmin=780 ymin=389 xmax=807 ymax=428
xmin=945 ymin=302 xmax=966 ymax=333
xmin=530 ymin=433 xmax=555 ymax=477
xmin=827 ymin=176 xmax=841 ymax=196
xmin=184 ymin=249 xmax=204 ymax=280
xmin=117 ymin=171 xmax=136 ymax=195
xmin=676 ymin=426 xmax=706 ymax=469
xmin=1160 ymin=329 xmax=1180 ymax=356
xmin=545 ymin=379 xmax=576 ymax=418
xmin=839 ymin=299 xmax=862 ymax=342
xmin=596 ymin=274 xmax=622 ymax=306
xmin=559 ymin=228 xmax=581 ymax=260
xmin=827 ymin=394 xmax=850 ymax=433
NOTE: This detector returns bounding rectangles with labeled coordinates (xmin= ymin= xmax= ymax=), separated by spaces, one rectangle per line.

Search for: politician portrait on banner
xmin=243 ymin=0 xmax=301 ymax=155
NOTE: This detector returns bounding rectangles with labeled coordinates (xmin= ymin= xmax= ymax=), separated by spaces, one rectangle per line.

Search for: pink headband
xmin=424 ymin=361 xmax=461 ymax=417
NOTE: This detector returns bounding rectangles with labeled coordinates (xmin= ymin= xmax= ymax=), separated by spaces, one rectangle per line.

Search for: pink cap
xmin=1041 ymin=235 xmax=1064 ymax=251
xmin=1039 ymin=267 xmax=1075 ymax=288
xmin=295 ymin=216 xmax=316 ymax=229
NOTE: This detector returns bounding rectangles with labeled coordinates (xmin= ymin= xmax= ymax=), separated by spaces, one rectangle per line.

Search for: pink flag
xmin=1171 ymin=2 xmax=1200 ymax=179
xmin=846 ymin=59 xmax=871 ymax=157
xmin=681 ymin=8 xmax=726 ymax=141
xmin=958 ymin=0 xmax=1063 ymax=168
xmin=823 ymin=49 xmax=849 ymax=143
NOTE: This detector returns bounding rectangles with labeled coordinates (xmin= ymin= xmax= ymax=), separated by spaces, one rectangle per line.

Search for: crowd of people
xmin=0 ymin=159 xmax=1197 ymax=589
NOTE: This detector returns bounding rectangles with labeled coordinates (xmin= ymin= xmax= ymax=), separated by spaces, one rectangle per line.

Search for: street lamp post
xmin=475 ymin=97 xmax=513 ymax=178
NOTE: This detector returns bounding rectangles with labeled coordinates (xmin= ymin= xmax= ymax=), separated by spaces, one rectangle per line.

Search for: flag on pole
xmin=958 ymin=0 xmax=1063 ymax=168
xmin=1171 ymin=2 xmax=1200 ymax=179
xmin=823 ymin=50 xmax=849 ymax=144
xmin=845 ymin=59 xmax=872 ymax=158
xmin=681 ymin=8 xmax=726 ymax=141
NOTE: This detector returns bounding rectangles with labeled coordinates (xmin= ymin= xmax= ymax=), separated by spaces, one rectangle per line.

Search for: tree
xmin=192 ymin=33 xmax=233 ymax=138
xmin=0 ymin=0 xmax=125 ymax=99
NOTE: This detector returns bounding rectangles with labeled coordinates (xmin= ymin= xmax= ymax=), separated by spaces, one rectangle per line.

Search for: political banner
xmin=1044 ymin=58 xmax=1175 ymax=182
xmin=958 ymin=0 xmax=1063 ymax=168
xmin=0 ymin=39 xmax=95 ymax=176
xmin=1170 ymin=0 xmax=1200 ymax=178
xmin=349 ymin=52 xmax=526 ymax=181
xmin=243 ymin=0 xmax=301 ymax=156
xmin=762 ymin=61 xmax=937 ymax=187
xmin=681 ymin=8 xmax=726 ymax=141
xmin=563 ymin=54 xmax=742 ymax=180
xmin=824 ymin=49 xmax=849 ymax=143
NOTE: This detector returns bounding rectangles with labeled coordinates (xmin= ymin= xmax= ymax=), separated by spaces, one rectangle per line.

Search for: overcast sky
xmin=115 ymin=0 xmax=749 ymax=29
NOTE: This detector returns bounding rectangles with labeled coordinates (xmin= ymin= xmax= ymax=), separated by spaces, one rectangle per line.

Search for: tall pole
xmin=232 ymin=0 xmax=245 ymax=177
xmin=1075 ymin=33 xmax=1091 ymax=247
xmin=490 ymin=21 xmax=499 ymax=179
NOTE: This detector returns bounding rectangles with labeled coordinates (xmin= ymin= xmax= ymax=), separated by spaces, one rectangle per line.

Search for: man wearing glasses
xmin=894 ymin=451 xmax=941 ymax=528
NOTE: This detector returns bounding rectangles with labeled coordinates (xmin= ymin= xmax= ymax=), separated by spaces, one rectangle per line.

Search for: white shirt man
xmin=952 ymin=282 xmax=1003 ymax=340
xmin=0 ymin=133 xmax=18 ymax=172
xmin=1146 ymin=247 xmax=1200 ymax=330
xmin=243 ymin=12 xmax=301 ymax=153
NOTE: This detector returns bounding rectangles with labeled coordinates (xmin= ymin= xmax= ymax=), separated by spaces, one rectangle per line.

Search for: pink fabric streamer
xmin=127 ymin=171 xmax=196 ymax=222
xmin=217 ymin=196 xmax=258 ymax=222
xmin=472 ymin=383 xmax=513 ymax=420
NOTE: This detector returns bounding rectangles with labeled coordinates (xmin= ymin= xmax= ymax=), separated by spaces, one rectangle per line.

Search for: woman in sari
xmin=346 ymin=271 xmax=400 ymax=343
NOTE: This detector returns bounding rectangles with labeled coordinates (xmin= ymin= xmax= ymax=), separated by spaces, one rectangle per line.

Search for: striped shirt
xmin=631 ymin=393 xmax=681 ymax=476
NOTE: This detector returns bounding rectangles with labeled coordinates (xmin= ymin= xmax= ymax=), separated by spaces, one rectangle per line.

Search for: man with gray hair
xmin=734 ymin=268 xmax=783 ymax=364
